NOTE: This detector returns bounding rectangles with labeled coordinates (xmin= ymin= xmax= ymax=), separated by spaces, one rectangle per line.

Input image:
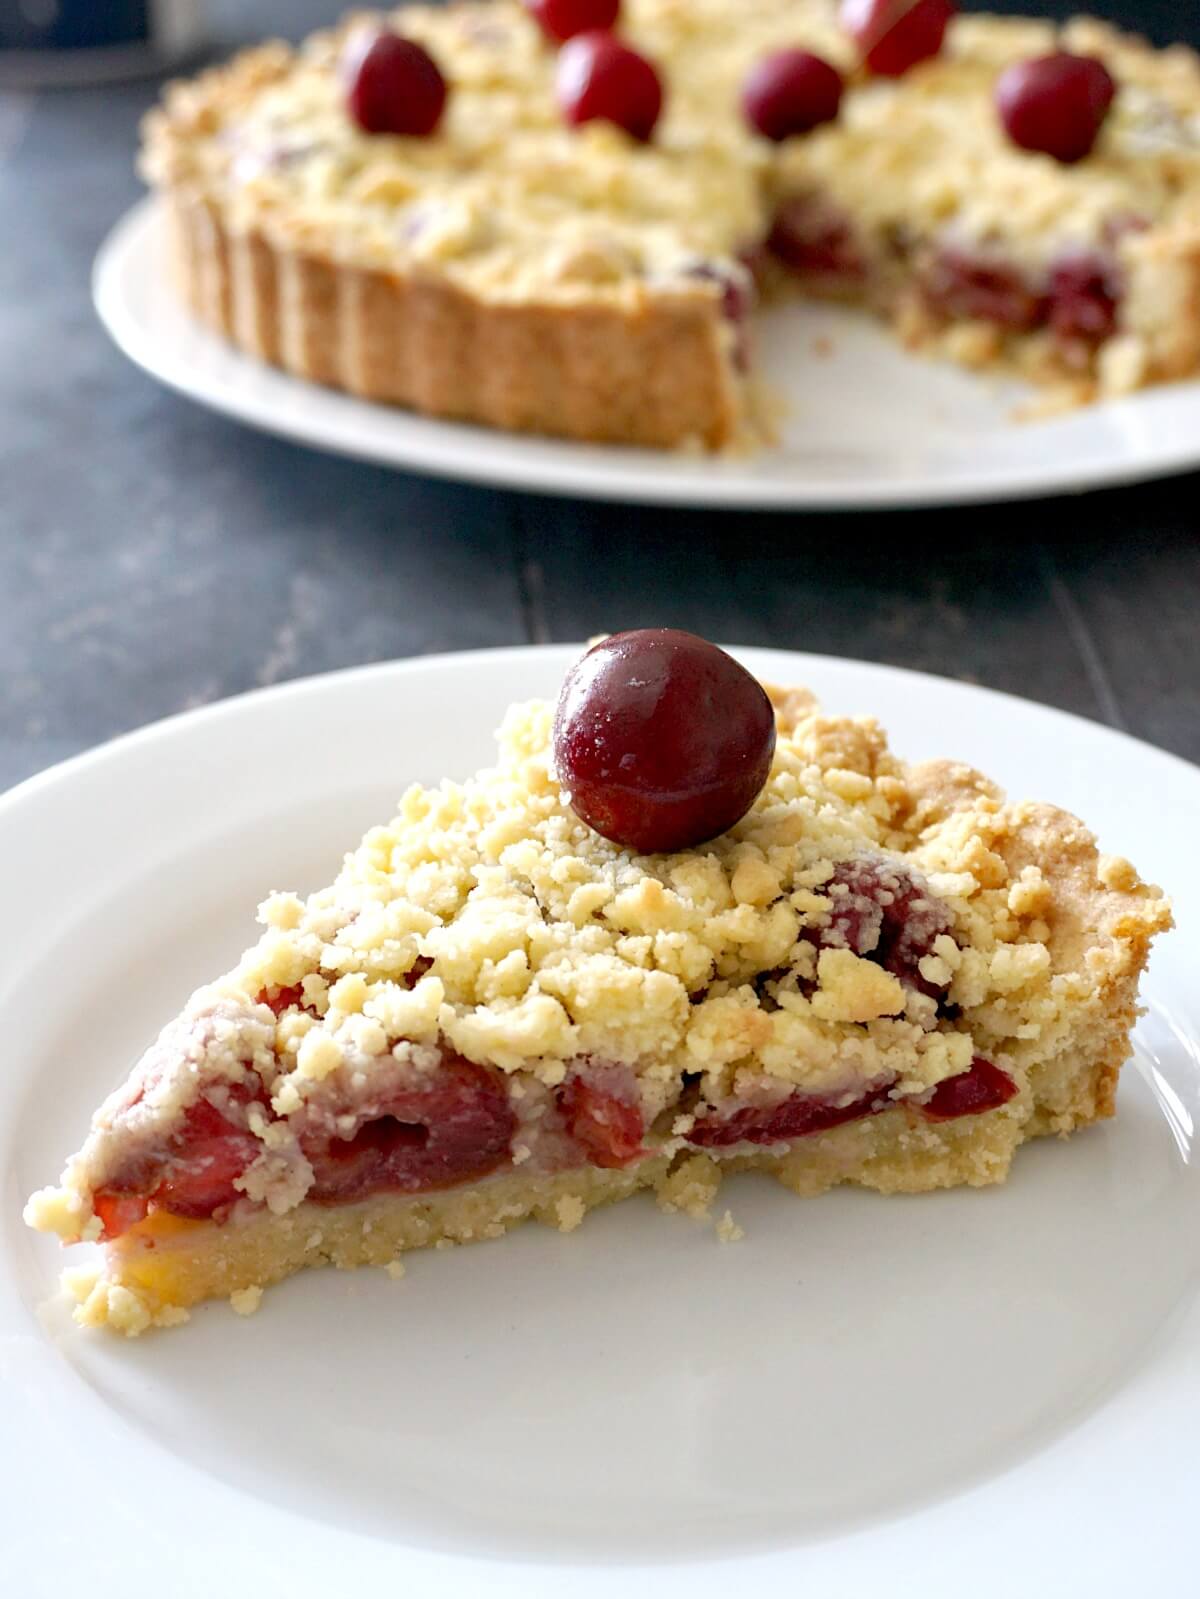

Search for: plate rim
xmin=94 ymin=197 xmax=1200 ymax=513
xmin=5 ymin=644 xmax=1199 ymax=1599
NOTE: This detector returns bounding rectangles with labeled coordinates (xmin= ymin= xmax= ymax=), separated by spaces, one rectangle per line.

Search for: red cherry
xmin=95 ymin=1087 xmax=268 ymax=1234
xmin=742 ymin=49 xmax=844 ymax=141
xmin=559 ymin=1072 xmax=645 ymax=1168
xmin=524 ymin=0 xmax=620 ymax=45
xmin=923 ymin=1058 xmax=1017 ymax=1120
xmin=343 ymin=29 xmax=447 ymax=137
xmin=688 ymin=1083 xmax=893 ymax=1148
xmin=303 ymin=1054 xmax=514 ymax=1202
xmin=995 ymin=51 xmax=1115 ymax=165
xmin=1046 ymin=250 xmax=1120 ymax=342
xmin=768 ymin=195 xmax=864 ymax=278
xmin=92 ymin=1188 xmax=150 ymax=1241
xmin=556 ymin=31 xmax=664 ymax=141
xmin=257 ymin=982 xmax=306 ymax=1017
xmin=923 ymin=246 xmax=1043 ymax=330
xmin=553 ymin=629 xmax=776 ymax=854
xmin=802 ymin=857 xmax=956 ymax=997
xmin=841 ymin=0 xmax=955 ymax=78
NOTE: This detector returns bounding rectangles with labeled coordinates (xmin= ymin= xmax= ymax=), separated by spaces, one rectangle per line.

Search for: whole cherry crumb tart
xmin=141 ymin=1 xmax=1200 ymax=448
xmin=25 ymin=631 xmax=1172 ymax=1334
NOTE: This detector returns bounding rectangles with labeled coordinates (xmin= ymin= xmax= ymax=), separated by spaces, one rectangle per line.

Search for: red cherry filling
xmin=302 ymin=1054 xmax=514 ymax=1202
xmin=92 ymin=1189 xmax=152 ymax=1240
xmin=1046 ymin=251 xmax=1120 ymax=343
xmin=767 ymin=195 xmax=864 ymax=278
xmin=553 ymin=629 xmax=776 ymax=854
xmin=995 ymin=51 xmax=1115 ymax=165
xmin=555 ymin=31 xmax=663 ymax=141
xmin=342 ymin=29 xmax=448 ymax=137
xmin=805 ymin=857 xmax=956 ymax=998
xmin=742 ymin=49 xmax=843 ymax=142
xmin=688 ymin=1083 xmax=894 ymax=1148
xmin=841 ymin=0 xmax=955 ymax=79
xmin=923 ymin=1057 xmax=1018 ymax=1119
xmin=559 ymin=1072 xmax=645 ymax=1167
xmin=684 ymin=262 xmax=756 ymax=370
xmin=258 ymin=982 xmax=306 ymax=1017
xmin=524 ymin=0 xmax=619 ymax=44
xmin=923 ymin=243 xmax=1123 ymax=346
xmin=689 ymin=1057 xmax=1015 ymax=1147
xmin=922 ymin=247 xmax=1044 ymax=331
xmin=93 ymin=1085 xmax=266 ymax=1240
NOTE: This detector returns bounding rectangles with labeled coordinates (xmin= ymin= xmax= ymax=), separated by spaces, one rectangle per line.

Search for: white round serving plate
xmin=96 ymin=198 xmax=1200 ymax=510
xmin=3 ymin=646 xmax=1198 ymax=1599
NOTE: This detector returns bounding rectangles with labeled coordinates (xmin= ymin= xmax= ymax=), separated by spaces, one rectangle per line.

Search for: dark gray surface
xmin=3 ymin=1 xmax=1199 ymax=795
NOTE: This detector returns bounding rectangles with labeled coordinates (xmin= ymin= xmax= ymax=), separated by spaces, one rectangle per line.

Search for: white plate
xmin=3 ymin=646 xmax=1198 ymax=1599
xmin=95 ymin=198 xmax=1200 ymax=510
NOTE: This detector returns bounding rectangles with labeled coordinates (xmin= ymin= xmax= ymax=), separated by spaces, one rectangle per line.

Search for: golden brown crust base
xmin=165 ymin=195 xmax=745 ymax=449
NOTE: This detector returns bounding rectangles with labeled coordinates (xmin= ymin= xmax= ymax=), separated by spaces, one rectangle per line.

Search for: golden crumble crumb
xmin=811 ymin=949 xmax=905 ymax=1023
xmin=1099 ymin=854 xmax=1139 ymax=892
xmin=384 ymin=1260 xmax=407 ymax=1281
xmin=657 ymin=1153 xmax=722 ymax=1219
xmin=554 ymin=1195 xmax=587 ymax=1232
xmin=716 ymin=1210 xmax=744 ymax=1243
xmin=230 ymin=1284 xmax=264 ymax=1316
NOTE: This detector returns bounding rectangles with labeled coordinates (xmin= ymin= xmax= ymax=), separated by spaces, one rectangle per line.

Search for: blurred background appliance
xmin=0 ymin=0 xmax=203 ymax=85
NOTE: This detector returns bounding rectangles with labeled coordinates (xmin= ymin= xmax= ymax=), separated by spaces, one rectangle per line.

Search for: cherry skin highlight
xmin=995 ymin=52 xmax=1116 ymax=165
xmin=553 ymin=629 xmax=776 ymax=854
xmin=343 ymin=30 xmax=447 ymax=137
xmin=556 ymin=31 xmax=664 ymax=141
xmin=841 ymin=0 xmax=955 ymax=78
xmin=742 ymin=49 xmax=844 ymax=141
xmin=524 ymin=0 xmax=620 ymax=45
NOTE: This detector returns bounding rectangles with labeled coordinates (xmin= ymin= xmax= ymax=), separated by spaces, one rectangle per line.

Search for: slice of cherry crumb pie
xmin=25 ymin=632 xmax=1171 ymax=1334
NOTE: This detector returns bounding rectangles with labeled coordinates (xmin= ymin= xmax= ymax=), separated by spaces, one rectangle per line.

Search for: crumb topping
xmin=142 ymin=2 xmax=1200 ymax=309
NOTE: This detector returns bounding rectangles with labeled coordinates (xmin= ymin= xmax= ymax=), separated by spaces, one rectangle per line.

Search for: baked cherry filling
xmin=803 ymin=856 xmax=955 ymax=999
xmin=688 ymin=1083 xmax=895 ymax=1148
xmin=922 ymin=245 xmax=1123 ymax=343
xmin=260 ymin=982 xmax=307 ymax=1017
xmin=93 ymin=1055 xmax=515 ymax=1239
xmin=923 ymin=247 xmax=1044 ymax=332
xmin=93 ymin=1084 xmax=267 ymax=1241
xmin=301 ymin=1055 xmax=515 ymax=1202
xmin=558 ymin=1071 xmax=646 ymax=1168
xmin=687 ymin=1058 xmax=1015 ymax=1147
xmin=768 ymin=188 xmax=1125 ymax=349
xmin=1046 ymin=252 xmax=1121 ymax=343
xmin=768 ymin=195 xmax=865 ymax=278
xmin=684 ymin=263 xmax=756 ymax=371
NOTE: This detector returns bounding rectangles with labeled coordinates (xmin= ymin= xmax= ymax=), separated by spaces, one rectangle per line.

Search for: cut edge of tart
xmin=139 ymin=2 xmax=1200 ymax=450
xmin=24 ymin=668 xmax=1172 ymax=1334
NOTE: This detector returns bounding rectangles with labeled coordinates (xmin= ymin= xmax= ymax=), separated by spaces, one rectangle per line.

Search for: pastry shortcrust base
xmin=65 ymin=1009 xmax=1127 ymax=1336
xmin=165 ymin=196 xmax=749 ymax=450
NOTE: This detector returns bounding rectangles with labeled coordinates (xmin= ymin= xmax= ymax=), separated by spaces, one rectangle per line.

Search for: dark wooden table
xmin=3 ymin=0 xmax=1198 ymax=795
